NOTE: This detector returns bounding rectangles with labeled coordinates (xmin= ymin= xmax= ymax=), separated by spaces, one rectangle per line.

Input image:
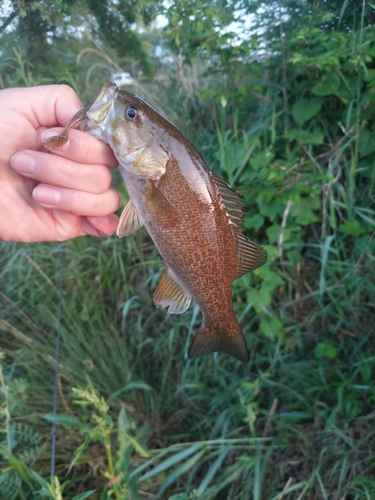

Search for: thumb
xmin=19 ymin=84 xmax=83 ymax=129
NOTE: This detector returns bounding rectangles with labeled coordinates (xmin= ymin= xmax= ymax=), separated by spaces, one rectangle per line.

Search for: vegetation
xmin=1 ymin=0 xmax=375 ymax=498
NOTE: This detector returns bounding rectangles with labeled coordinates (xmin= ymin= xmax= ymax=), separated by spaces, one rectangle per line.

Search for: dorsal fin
xmin=211 ymin=172 xmax=245 ymax=233
xmin=211 ymin=172 xmax=267 ymax=278
xmin=235 ymin=233 xmax=267 ymax=278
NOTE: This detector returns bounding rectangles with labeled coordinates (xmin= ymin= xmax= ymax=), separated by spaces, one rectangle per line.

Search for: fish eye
xmin=125 ymin=106 xmax=141 ymax=121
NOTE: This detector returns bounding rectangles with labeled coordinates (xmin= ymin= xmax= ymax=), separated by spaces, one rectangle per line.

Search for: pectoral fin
xmin=116 ymin=200 xmax=143 ymax=238
xmin=153 ymin=267 xmax=191 ymax=314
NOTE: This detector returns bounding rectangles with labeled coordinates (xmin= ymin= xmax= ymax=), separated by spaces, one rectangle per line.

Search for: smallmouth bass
xmin=44 ymin=81 xmax=267 ymax=362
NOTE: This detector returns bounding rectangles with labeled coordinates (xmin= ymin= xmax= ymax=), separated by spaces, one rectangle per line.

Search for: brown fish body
xmin=45 ymin=81 xmax=267 ymax=362
xmin=136 ymin=152 xmax=238 ymax=329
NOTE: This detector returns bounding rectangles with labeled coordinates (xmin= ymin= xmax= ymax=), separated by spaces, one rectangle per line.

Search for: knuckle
xmin=48 ymin=162 xmax=61 ymax=184
xmin=59 ymin=84 xmax=77 ymax=101
xmin=81 ymin=135 xmax=95 ymax=162
xmin=96 ymin=166 xmax=112 ymax=192
xmin=77 ymin=165 xmax=112 ymax=194
xmin=108 ymin=188 xmax=121 ymax=211
xmin=69 ymin=190 xmax=82 ymax=212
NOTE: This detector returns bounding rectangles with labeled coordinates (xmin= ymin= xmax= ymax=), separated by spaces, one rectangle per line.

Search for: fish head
xmin=83 ymin=80 xmax=169 ymax=178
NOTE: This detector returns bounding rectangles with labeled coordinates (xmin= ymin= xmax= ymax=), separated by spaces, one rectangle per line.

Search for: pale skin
xmin=0 ymin=84 xmax=120 ymax=242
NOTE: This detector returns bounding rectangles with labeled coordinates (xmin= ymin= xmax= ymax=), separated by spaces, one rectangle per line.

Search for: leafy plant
xmin=2 ymin=0 xmax=375 ymax=498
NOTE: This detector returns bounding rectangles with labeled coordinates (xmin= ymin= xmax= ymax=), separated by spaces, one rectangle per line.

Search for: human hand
xmin=0 ymin=85 xmax=120 ymax=242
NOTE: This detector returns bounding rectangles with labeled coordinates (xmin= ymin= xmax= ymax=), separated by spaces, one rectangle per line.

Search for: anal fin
xmin=116 ymin=200 xmax=143 ymax=238
xmin=153 ymin=267 xmax=191 ymax=314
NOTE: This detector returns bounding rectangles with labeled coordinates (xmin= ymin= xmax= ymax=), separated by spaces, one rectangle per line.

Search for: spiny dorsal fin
xmin=235 ymin=233 xmax=267 ymax=278
xmin=153 ymin=267 xmax=191 ymax=314
xmin=211 ymin=173 xmax=267 ymax=278
xmin=211 ymin=172 xmax=245 ymax=232
xmin=116 ymin=200 xmax=143 ymax=238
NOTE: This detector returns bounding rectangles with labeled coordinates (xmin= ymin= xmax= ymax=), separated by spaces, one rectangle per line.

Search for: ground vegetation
xmin=1 ymin=0 xmax=375 ymax=498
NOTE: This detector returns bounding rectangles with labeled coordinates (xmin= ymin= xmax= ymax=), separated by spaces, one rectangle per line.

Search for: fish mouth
xmin=87 ymin=80 xmax=117 ymax=123
xmin=95 ymin=80 xmax=117 ymax=102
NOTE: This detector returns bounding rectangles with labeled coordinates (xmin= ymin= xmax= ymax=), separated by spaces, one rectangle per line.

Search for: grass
xmin=1 ymin=210 xmax=374 ymax=498
xmin=1 ymin=4 xmax=375 ymax=498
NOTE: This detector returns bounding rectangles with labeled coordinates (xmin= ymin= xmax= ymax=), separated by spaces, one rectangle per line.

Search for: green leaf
xmin=266 ymin=225 xmax=280 ymax=244
xmin=0 ymin=445 xmax=34 ymax=484
xmin=244 ymin=213 xmax=265 ymax=230
xmin=312 ymin=73 xmax=340 ymax=96
xmin=73 ymin=491 xmax=97 ymax=500
xmin=154 ymin=449 xmax=206 ymax=499
xmin=250 ymin=151 xmax=275 ymax=171
xmin=320 ymin=235 xmax=335 ymax=295
xmin=122 ymin=431 xmax=151 ymax=459
xmin=197 ymin=445 xmax=231 ymax=494
xmin=246 ymin=289 xmax=259 ymax=305
xmin=29 ymin=469 xmax=49 ymax=488
xmin=256 ymin=287 xmax=272 ymax=307
xmin=139 ymin=444 xmax=203 ymax=481
xmin=363 ymin=68 xmax=375 ymax=82
xmin=254 ymin=269 xmax=284 ymax=291
xmin=314 ymin=341 xmax=338 ymax=360
xmin=285 ymin=130 xmax=324 ymax=145
xmin=68 ymin=433 xmax=93 ymax=472
xmin=263 ymin=245 xmax=279 ymax=259
xmin=260 ymin=317 xmax=283 ymax=341
xmin=44 ymin=414 xmax=81 ymax=426
xmin=358 ymin=129 xmax=375 ymax=158
xmin=258 ymin=200 xmax=283 ymax=221
xmin=291 ymin=97 xmax=322 ymax=124
xmin=340 ymin=219 xmax=367 ymax=235
xmin=107 ymin=381 xmax=153 ymax=404
xmin=290 ymin=201 xmax=319 ymax=225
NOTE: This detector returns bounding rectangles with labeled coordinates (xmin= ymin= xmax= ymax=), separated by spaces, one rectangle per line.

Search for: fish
xmin=44 ymin=80 xmax=267 ymax=362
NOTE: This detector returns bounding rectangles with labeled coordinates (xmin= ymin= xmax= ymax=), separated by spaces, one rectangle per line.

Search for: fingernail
xmin=33 ymin=186 xmax=61 ymax=207
xmin=10 ymin=153 xmax=36 ymax=175
xmin=81 ymin=219 xmax=101 ymax=238
xmin=91 ymin=216 xmax=109 ymax=225
xmin=42 ymin=128 xmax=69 ymax=150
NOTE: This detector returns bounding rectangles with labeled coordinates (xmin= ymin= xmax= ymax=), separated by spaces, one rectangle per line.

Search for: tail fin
xmin=188 ymin=321 xmax=250 ymax=363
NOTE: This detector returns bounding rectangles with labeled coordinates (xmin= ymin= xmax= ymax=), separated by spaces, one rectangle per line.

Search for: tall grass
xmin=1 ymin=4 xmax=375 ymax=499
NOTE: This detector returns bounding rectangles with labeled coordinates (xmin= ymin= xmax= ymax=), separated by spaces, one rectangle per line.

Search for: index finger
xmin=42 ymin=127 xmax=118 ymax=168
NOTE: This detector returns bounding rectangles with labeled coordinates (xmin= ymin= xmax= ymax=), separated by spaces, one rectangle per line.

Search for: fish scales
xmin=43 ymin=81 xmax=267 ymax=362
xmin=142 ymin=155 xmax=235 ymax=317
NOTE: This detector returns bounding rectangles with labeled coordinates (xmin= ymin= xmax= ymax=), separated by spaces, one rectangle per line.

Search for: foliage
xmin=1 ymin=0 xmax=375 ymax=498
xmin=0 ymin=0 xmax=154 ymax=90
